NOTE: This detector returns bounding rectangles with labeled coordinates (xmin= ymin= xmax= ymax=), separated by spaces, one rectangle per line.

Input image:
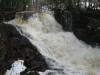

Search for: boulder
xmin=72 ymin=12 xmax=100 ymax=47
xmin=54 ymin=9 xmax=72 ymax=31
xmin=0 ymin=23 xmax=48 ymax=75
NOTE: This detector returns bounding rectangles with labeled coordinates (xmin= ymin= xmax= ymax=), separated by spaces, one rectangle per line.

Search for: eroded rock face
xmin=54 ymin=9 xmax=72 ymax=31
xmin=54 ymin=9 xmax=100 ymax=47
xmin=72 ymin=12 xmax=100 ymax=47
xmin=0 ymin=23 xmax=48 ymax=75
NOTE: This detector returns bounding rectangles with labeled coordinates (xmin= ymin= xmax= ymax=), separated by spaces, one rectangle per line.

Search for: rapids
xmin=5 ymin=12 xmax=100 ymax=75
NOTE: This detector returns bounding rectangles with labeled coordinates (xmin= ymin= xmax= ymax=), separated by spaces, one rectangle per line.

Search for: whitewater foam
xmin=4 ymin=60 xmax=26 ymax=75
xmin=6 ymin=12 xmax=100 ymax=75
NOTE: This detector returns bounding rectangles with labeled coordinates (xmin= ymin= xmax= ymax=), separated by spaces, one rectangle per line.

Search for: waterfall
xmin=5 ymin=12 xmax=100 ymax=75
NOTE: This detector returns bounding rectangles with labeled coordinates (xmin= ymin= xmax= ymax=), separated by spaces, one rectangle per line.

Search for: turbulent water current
xmin=5 ymin=12 xmax=100 ymax=75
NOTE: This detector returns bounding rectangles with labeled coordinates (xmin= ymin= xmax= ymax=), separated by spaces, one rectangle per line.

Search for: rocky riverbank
xmin=72 ymin=11 xmax=100 ymax=47
xmin=0 ymin=23 xmax=48 ymax=75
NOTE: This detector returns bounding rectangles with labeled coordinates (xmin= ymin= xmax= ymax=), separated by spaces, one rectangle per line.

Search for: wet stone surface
xmin=54 ymin=9 xmax=100 ymax=47
xmin=0 ymin=23 xmax=48 ymax=75
xmin=72 ymin=12 xmax=100 ymax=47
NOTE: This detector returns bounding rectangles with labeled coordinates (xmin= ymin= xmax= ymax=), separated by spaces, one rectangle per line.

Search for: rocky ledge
xmin=0 ymin=23 xmax=48 ymax=75
xmin=72 ymin=12 xmax=100 ymax=47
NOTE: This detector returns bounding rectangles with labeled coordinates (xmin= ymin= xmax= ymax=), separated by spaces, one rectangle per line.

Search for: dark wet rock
xmin=72 ymin=12 xmax=100 ymax=47
xmin=21 ymin=71 xmax=40 ymax=75
xmin=54 ymin=9 xmax=72 ymax=31
xmin=0 ymin=12 xmax=15 ymax=22
xmin=54 ymin=9 xmax=100 ymax=47
xmin=0 ymin=23 xmax=48 ymax=75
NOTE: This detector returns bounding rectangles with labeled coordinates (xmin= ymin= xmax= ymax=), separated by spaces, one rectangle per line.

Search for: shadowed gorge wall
xmin=0 ymin=23 xmax=48 ymax=75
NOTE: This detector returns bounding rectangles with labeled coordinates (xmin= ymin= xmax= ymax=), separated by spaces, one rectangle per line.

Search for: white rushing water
xmin=4 ymin=60 xmax=26 ymax=75
xmin=5 ymin=12 xmax=100 ymax=75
